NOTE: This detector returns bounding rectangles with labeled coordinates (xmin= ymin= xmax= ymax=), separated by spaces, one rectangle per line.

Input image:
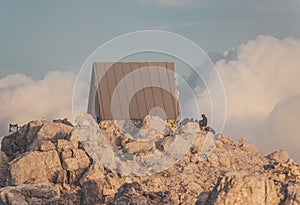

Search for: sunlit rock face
xmin=0 ymin=116 xmax=299 ymax=204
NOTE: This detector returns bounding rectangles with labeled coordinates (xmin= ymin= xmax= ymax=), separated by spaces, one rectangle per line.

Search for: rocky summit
xmin=0 ymin=116 xmax=299 ymax=205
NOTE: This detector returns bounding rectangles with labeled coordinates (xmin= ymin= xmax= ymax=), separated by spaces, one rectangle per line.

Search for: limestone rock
xmin=61 ymin=149 xmax=73 ymax=160
xmin=62 ymin=158 xmax=78 ymax=171
xmin=191 ymin=134 xmax=206 ymax=154
xmin=72 ymin=149 xmax=92 ymax=183
xmin=114 ymin=182 xmax=175 ymax=204
xmin=40 ymin=140 xmax=56 ymax=151
xmin=283 ymin=181 xmax=300 ymax=204
xmin=1 ymin=120 xmax=73 ymax=161
xmin=66 ymin=129 xmax=79 ymax=148
xmin=120 ymin=134 xmax=134 ymax=147
xmin=115 ymin=115 xmax=167 ymax=141
xmin=202 ymin=174 xmax=281 ymax=205
xmin=79 ymin=161 xmax=105 ymax=186
xmin=99 ymin=120 xmax=114 ymax=130
xmin=56 ymin=139 xmax=74 ymax=151
xmin=10 ymin=150 xmax=63 ymax=185
xmin=0 ymin=183 xmax=60 ymax=205
xmin=138 ymin=115 xmax=166 ymax=140
xmin=180 ymin=122 xmax=201 ymax=134
xmin=82 ymin=180 xmax=104 ymax=205
xmin=156 ymin=136 xmax=174 ymax=152
xmin=0 ymin=151 xmax=9 ymax=187
xmin=1 ymin=121 xmax=42 ymax=161
xmin=72 ymin=148 xmax=91 ymax=169
xmin=267 ymin=150 xmax=290 ymax=164
xmin=123 ymin=140 xmax=156 ymax=155
xmin=0 ymin=116 xmax=299 ymax=204
xmin=236 ymin=138 xmax=259 ymax=155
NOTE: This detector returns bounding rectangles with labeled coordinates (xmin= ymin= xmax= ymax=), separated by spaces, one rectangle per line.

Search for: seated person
xmin=199 ymin=114 xmax=207 ymax=127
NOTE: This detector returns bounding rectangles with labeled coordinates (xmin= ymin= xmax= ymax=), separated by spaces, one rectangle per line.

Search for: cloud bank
xmin=0 ymin=71 xmax=77 ymax=138
xmin=213 ymin=35 xmax=300 ymax=162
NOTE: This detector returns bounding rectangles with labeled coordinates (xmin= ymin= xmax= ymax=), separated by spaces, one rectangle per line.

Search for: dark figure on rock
xmin=199 ymin=114 xmax=207 ymax=127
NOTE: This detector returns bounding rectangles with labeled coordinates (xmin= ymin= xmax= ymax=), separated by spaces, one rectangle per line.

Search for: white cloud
xmin=212 ymin=35 xmax=300 ymax=162
xmin=0 ymin=71 xmax=77 ymax=138
xmin=260 ymin=94 xmax=300 ymax=160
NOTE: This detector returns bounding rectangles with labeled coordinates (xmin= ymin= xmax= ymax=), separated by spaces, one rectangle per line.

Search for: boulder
xmin=10 ymin=150 xmax=63 ymax=185
xmin=123 ymin=140 xmax=156 ymax=155
xmin=0 ymin=183 xmax=60 ymax=205
xmin=191 ymin=134 xmax=206 ymax=154
xmin=267 ymin=150 xmax=290 ymax=164
xmin=179 ymin=122 xmax=201 ymax=134
xmin=1 ymin=120 xmax=73 ymax=161
xmin=1 ymin=121 xmax=42 ymax=161
xmin=202 ymin=174 xmax=281 ymax=205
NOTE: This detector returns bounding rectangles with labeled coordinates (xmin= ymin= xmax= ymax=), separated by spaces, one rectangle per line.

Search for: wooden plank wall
xmin=88 ymin=62 xmax=178 ymax=120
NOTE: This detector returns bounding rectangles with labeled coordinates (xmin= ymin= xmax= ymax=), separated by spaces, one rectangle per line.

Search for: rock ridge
xmin=0 ymin=116 xmax=298 ymax=204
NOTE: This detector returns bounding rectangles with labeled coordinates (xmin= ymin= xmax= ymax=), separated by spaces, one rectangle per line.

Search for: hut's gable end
xmin=88 ymin=62 xmax=178 ymax=120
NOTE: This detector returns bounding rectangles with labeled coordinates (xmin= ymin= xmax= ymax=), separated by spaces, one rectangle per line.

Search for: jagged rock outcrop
xmin=10 ymin=150 xmax=63 ymax=185
xmin=0 ymin=151 xmax=10 ymax=187
xmin=113 ymin=182 xmax=175 ymax=205
xmin=0 ymin=116 xmax=299 ymax=205
xmin=1 ymin=120 xmax=73 ymax=161
xmin=201 ymin=174 xmax=281 ymax=205
xmin=0 ymin=183 xmax=60 ymax=205
xmin=284 ymin=181 xmax=300 ymax=204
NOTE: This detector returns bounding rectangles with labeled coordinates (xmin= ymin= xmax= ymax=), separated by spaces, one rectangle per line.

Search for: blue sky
xmin=0 ymin=0 xmax=299 ymax=78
